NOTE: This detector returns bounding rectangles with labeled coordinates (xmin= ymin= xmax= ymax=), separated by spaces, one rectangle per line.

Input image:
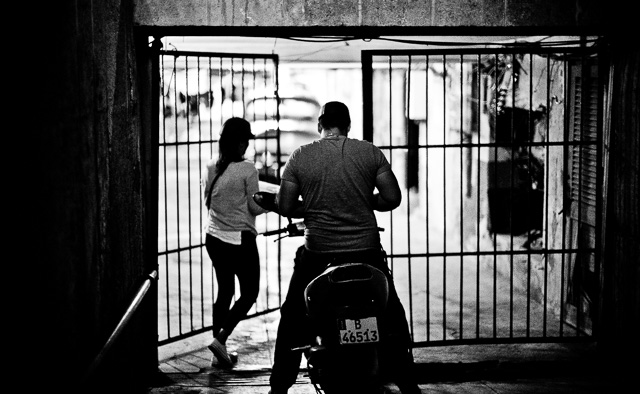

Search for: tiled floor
xmin=149 ymin=311 xmax=611 ymax=393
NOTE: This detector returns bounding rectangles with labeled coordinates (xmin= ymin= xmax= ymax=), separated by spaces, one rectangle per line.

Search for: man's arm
xmin=373 ymin=170 xmax=402 ymax=211
xmin=246 ymin=170 xmax=269 ymax=216
xmin=277 ymin=179 xmax=305 ymax=218
xmin=201 ymin=162 xmax=214 ymax=201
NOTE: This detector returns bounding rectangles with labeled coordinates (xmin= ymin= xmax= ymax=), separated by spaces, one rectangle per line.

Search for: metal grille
xmin=362 ymin=45 xmax=603 ymax=347
xmin=157 ymin=50 xmax=291 ymax=345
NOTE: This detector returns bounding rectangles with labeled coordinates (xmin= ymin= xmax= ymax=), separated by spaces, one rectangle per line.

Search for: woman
xmin=202 ymin=117 xmax=267 ymax=367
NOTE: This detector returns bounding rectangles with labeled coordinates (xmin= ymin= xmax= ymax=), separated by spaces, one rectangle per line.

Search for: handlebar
xmin=254 ymin=191 xmax=303 ymax=240
xmin=260 ymin=221 xmax=305 ymax=241
xmin=254 ymin=191 xmax=385 ymax=241
xmin=260 ymin=222 xmax=384 ymax=240
xmin=261 ymin=228 xmax=289 ymax=237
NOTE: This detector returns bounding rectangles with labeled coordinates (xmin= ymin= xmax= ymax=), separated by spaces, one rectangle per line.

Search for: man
xmin=269 ymin=101 xmax=420 ymax=394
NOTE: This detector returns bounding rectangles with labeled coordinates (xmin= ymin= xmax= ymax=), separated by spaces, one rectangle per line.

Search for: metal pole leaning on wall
xmin=84 ymin=270 xmax=159 ymax=382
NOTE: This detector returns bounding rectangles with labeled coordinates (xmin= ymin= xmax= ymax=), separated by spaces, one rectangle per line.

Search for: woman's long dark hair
xmin=205 ymin=118 xmax=252 ymax=209
xmin=215 ymin=117 xmax=252 ymax=175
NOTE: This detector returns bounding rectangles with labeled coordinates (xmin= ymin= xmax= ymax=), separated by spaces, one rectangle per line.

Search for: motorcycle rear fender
xmin=304 ymin=263 xmax=389 ymax=321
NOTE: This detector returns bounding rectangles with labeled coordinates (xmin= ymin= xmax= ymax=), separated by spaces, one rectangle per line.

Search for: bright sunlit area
xmin=157 ymin=35 xmax=589 ymax=140
xmin=157 ymin=33 xmax=601 ymax=345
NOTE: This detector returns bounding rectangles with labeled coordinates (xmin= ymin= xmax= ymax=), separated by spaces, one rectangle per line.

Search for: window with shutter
xmin=564 ymin=57 xmax=601 ymax=335
xmin=568 ymin=61 xmax=599 ymax=226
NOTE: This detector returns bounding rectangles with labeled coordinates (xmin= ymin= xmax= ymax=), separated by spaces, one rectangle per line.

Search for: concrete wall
xmin=134 ymin=0 xmax=603 ymax=28
xmin=24 ymin=0 xmax=636 ymax=392
xmin=600 ymin=41 xmax=640 ymax=368
xmin=27 ymin=2 xmax=157 ymax=393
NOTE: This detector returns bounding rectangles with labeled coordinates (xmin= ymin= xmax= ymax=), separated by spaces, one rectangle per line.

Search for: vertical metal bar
xmin=388 ymin=56 xmax=395 ymax=273
xmin=162 ymin=54 xmax=171 ymax=337
xmin=526 ymin=52 xmax=533 ymax=338
xmin=406 ymin=56 xmax=414 ymax=340
xmin=148 ymin=36 xmax=162 ymax=346
xmin=274 ymin=56 xmax=283 ymax=307
xmin=219 ymin=57 xmax=223 ymax=128
xmin=230 ymin=57 xmax=241 ymax=307
xmin=275 ymin=58 xmax=282 ymax=185
xmin=442 ymin=54 xmax=447 ymax=340
xmin=197 ymin=56 xmax=205 ymax=327
xmin=262 ymin=58 xmax=270 ymax=309
xmin=185 ymin=56 xmax=191 ymax=144
xmin=251 ymin=58 xmax=267 ymax=311
xmin=213 ymin=56 xmax=222 ymax=318
xmin=173 ymin=55 xmax=183 ymax=334
xmin=475 ymin=55 xmax=482 ymax=339
xmin=209 ymin=56 xmax=213 ymax=145
xmin=186 ymin=56 xmax=194 ymax=330
xmin=560 ymin=55 xmax=568 ymax=338
xmin=263 ymin=59 xmax=268 ymax=183
xmin=492 ymin=53 xmax=498 ymax=339
xmin=362 ymin=51 xmax=373 ymax=142
xmin=262 ymin=58 xmax=269 ymax=303
xmin=197 ymin=56 xmax=203 ymax=135
xmin=187 ymin=57 xmax=195 ymax=328
xmin=425 ymin=54 xmax=431 ymax=343
xmin=230 ymin=57 xmax=235 ymax=118
xmin=208 ymin=55 xmax=214 ymax=317
xmin=250 ymin=59 xmax=256 ymax=122
xmin=509 ymin=53 xmax=515 ymax=339
xmin=241 ymin=58 xmax=246 ymax=115
xmin=543 ymin=54 xmax=551 ymax=337
xmin=248 ymin=59 xmax=258 ymax=315
xmin=459 ymin=54 xmax=464 ymax=340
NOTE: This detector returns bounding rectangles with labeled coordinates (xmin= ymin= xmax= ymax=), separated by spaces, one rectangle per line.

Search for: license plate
xmin=338 ymin=317 xmax=379 ymax=344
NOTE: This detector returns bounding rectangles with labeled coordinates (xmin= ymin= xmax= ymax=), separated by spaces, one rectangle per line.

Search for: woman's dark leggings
xmin=205 ymin=232 xmax=260 ymax=337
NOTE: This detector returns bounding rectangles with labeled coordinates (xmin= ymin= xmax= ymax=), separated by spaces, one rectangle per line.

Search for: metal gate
xmin=362 ymin=42 xmax=605 ymax=347
xmin=157 ymin=50 xmax=292 ymax=345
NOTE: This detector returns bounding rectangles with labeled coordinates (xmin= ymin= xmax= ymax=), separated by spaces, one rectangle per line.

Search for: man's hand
xmin=252 ymin=192 xmax=279 ymax=213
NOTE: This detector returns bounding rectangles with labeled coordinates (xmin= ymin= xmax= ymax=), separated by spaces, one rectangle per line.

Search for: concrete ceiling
xmin=160 ymin=35 xmax=564 ymax=66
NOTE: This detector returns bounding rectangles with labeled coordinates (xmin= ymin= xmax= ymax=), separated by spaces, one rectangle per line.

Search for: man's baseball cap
xmin=318 ymin=101 xmax=351 ymax=126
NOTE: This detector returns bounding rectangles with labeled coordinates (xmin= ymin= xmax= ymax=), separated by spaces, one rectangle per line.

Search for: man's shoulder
xmin=345 ymin=137 xmax=383 ymax=154
xmin=290 ymin=137 xmax=381 ymax=160
xmin=290 ymin=140 xmax=321 ymax=157
xmin=347 ymin=137 xmax=377 ymax=147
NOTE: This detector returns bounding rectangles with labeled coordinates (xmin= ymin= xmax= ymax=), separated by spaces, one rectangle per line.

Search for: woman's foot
xmin=229 ymin=351 xmax=238 ymax=363
xmin=208 ymin=338 xmax=234 ymax=367
xmin=210 ymin=352 xmax=238 ymax=366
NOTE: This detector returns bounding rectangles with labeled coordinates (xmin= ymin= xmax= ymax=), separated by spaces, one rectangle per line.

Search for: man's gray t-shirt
xmin=281 ymin=136 xmax=392 ymax=252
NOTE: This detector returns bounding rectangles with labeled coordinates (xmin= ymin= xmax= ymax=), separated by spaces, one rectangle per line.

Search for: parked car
xmin=246 ymin=94 xmax=321 ymax=183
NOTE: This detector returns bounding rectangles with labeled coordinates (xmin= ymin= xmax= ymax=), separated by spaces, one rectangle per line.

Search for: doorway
xmin=154 ymin=35 xmax=604 ymax=349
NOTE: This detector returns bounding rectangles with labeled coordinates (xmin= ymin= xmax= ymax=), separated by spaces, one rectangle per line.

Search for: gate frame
xmin=155 ymin=48 xmax=285 ymax=346
xmin=361 ymin=43 xmax=606 ymax=348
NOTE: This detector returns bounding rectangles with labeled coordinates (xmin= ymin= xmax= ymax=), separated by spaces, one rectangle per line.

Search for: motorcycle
xmin=253 ymin=191 xmax=391 ymax=394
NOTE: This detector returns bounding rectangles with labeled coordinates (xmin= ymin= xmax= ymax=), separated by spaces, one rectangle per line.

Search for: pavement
xmin=147 ymin=310 xmax=621 ymax=393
